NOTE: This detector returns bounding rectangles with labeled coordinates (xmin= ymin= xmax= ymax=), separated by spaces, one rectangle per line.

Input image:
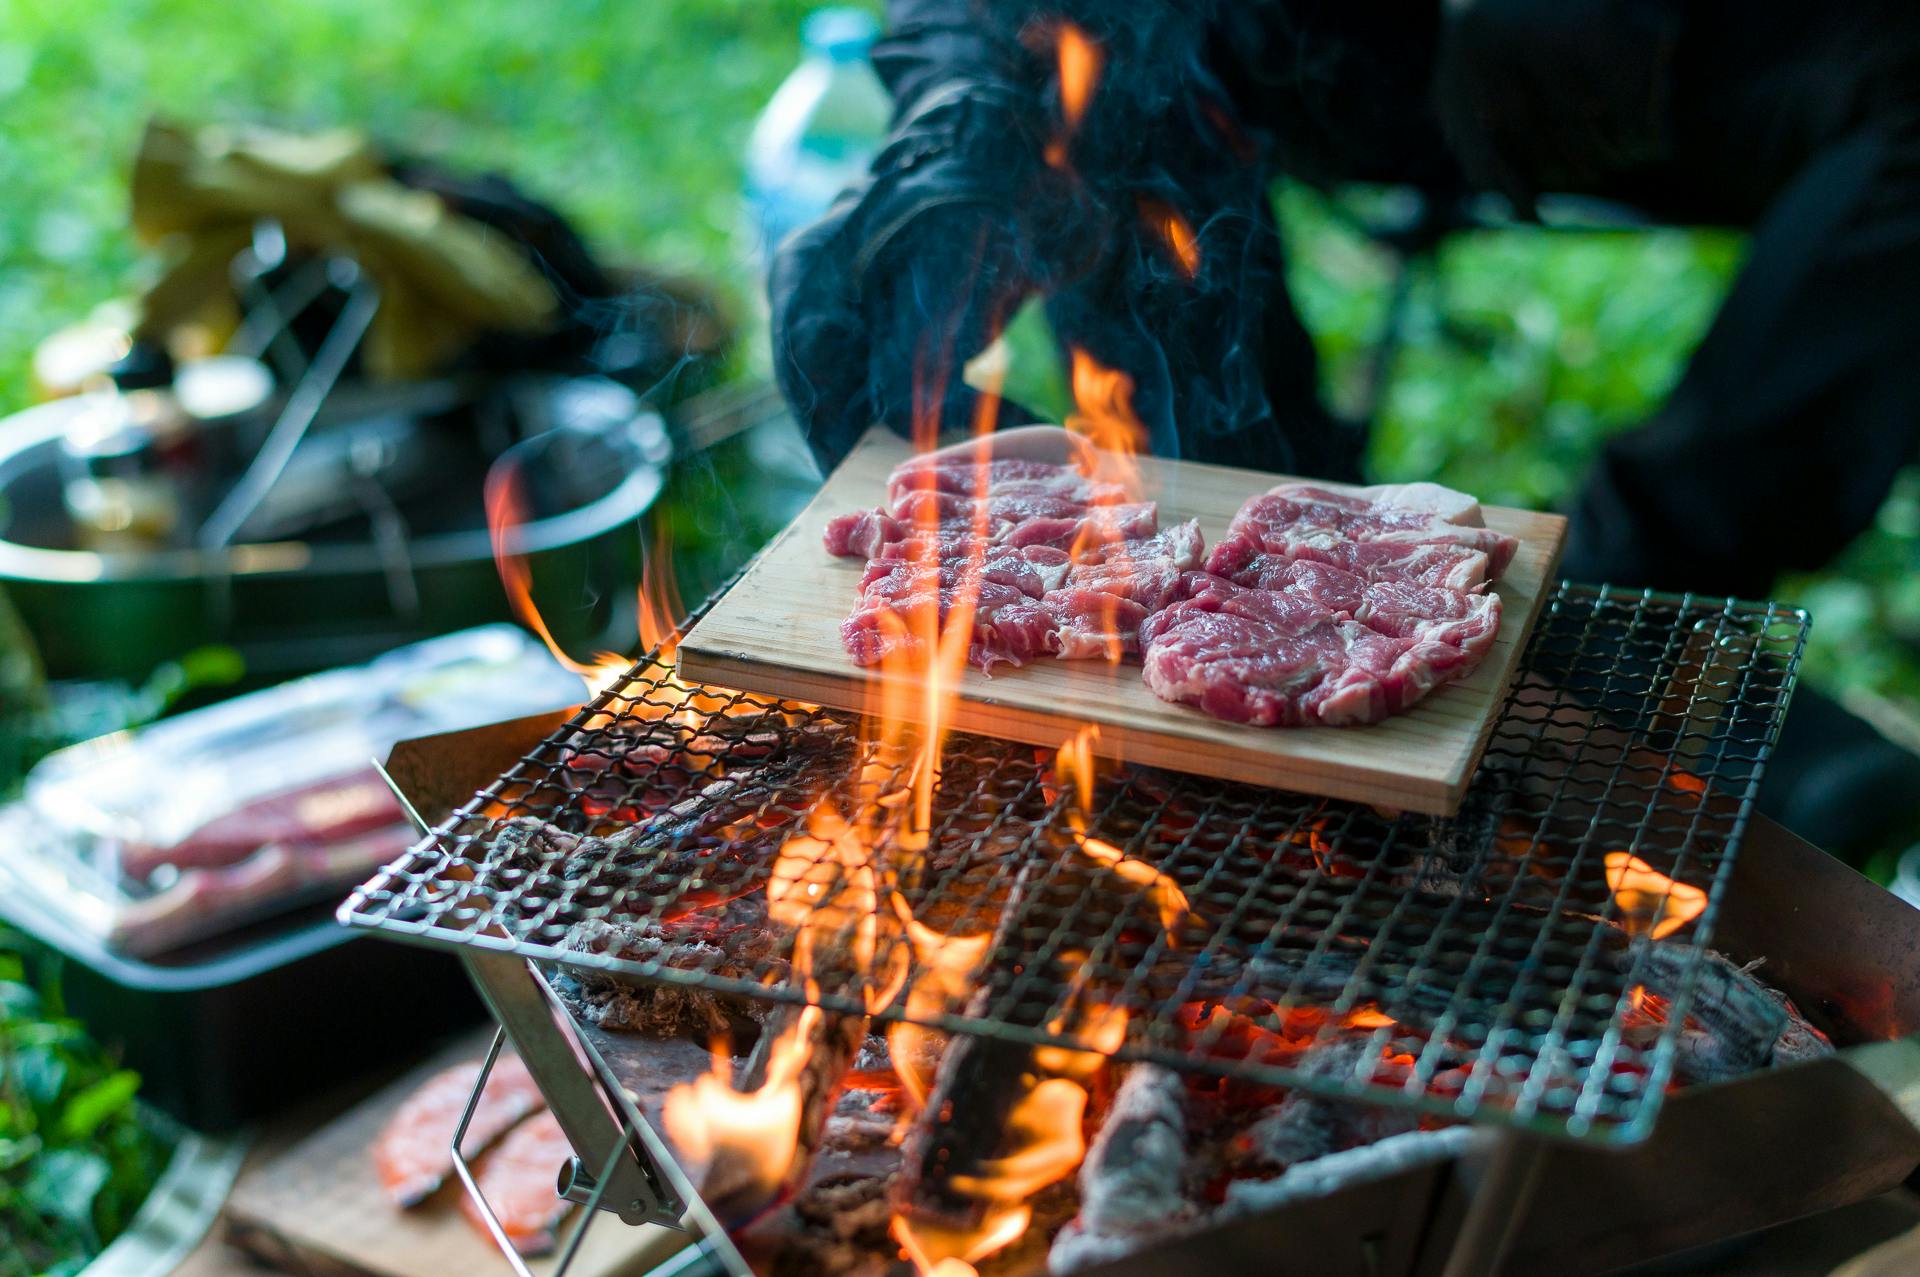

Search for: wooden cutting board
xmin=678 ymin=427 xmax=1566 ymax=815
xmin=223 ymin=1033 xmax=690 ymax=1277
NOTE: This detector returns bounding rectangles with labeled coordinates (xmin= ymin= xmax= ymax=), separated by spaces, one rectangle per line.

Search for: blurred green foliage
xmin=0 ymin=3 xmax=1916 ymax=1263
xmin=0 ymin=939 xmax=173 ymax=1277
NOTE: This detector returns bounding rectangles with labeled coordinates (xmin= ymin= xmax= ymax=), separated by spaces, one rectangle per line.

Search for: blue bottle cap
xmin=802 ymin=7 xmax=879 ymax=63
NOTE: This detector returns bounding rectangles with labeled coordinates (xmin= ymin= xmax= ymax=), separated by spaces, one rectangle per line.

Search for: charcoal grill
xmin=340 ymin=580 xmax=1898 ymax=1276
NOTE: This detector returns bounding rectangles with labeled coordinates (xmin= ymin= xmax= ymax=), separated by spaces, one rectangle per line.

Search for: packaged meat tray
xmin=2 ymin=625 xmax=584 ymax=955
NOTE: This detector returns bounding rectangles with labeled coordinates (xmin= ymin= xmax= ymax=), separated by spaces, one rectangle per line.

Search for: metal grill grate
xmin=343 ymin=583 xmax=1807 ymax=1143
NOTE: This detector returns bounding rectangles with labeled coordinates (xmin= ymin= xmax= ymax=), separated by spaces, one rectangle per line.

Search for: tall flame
xmin=1044 ymin=23 xmax=1104 ymax=169
xmin=484 ymin=459 xmax=629 ymax=698
xmin=1604 ymin=852 xmax=1708 ymax=940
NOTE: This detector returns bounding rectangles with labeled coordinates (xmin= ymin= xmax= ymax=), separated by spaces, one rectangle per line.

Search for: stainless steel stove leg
xmin=1439 ymin=1129 xmax=1549 ymax=1277
xmin=460 ymin=949 xmax=686 ymax=1228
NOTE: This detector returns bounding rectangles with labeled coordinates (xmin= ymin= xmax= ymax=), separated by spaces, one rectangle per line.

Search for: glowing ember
xmin=1604 ymin=852 xmax=1708 ymax=940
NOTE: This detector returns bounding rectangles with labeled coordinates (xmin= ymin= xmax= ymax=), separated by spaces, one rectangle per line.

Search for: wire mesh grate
xmin=342 ymin=583 xmax=1808 ymax=1143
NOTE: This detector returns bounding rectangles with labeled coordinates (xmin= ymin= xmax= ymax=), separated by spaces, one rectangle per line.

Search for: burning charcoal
xmin=1224 ymin=1039 xmax=1419 ymax=1176
xmin=1639 ymin=945 xmax=1790 ymax=1081
xmin=697 ymin=1005 xmax=871 ymax=1226
xmin=1048 ymin=1065 xmax=1197 ymax=1274
xmin=741 ymin=1173 xmax=897 ymax=1277
xmin=552 ymin=967 xmax=753 ymax=1041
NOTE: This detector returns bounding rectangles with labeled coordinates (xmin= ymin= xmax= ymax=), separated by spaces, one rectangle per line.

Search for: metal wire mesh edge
xmin=340 ymin=582 xmax=1811 ymax=1145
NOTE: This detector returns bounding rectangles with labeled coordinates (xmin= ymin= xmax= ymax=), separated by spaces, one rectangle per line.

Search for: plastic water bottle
xmin=742 ymin=7 xmax=892 ymax=276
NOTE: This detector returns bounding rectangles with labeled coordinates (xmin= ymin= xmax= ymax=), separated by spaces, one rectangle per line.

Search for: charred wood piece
xmin=1048 ymin=1065 xmax=1197 ymax=1274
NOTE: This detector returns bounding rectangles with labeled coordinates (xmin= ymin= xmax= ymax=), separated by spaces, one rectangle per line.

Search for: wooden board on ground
xmin=678 ymin=427 xmax=1567 ymax=815
xmin=224 ymin=1031 xmax=689 ymax=1277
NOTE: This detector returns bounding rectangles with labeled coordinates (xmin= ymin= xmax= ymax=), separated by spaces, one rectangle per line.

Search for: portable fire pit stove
xmin=340 ymin=581 xmax=1920 ymax=1276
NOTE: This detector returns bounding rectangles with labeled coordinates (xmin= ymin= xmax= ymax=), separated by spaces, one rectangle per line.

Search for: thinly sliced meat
xmin=865 ymin=538 xmax=1073 ymax=597
xmin=842 ymin=574 xmax=1055 ymax=672
xmin=823 ymin=509 xmax=904 ymax=559
xmin=1207 ymin=526 xmax=1491 ymax=592
xmin=374 ymin=1054 xmax=545 ymax=1208
xmin=1210 ymin=553 xmax=1368 ymax=615
xmin=1357 ymin=579 xmax=1502 ymax=658
xmin=1139 ymin=574 xmax=1478 ymax=726
xmin=890 ymin=488 xmax=1093 ymax=525
xmin=1058 ymin=520 xmax=1205 ymax=611
xmin=1071 ymin=520 xmax=1204 ymax=571
xmin=459 ymin=1109 xmax=575 ymax=1256
xmin=887 ymin=456 xmax=1127 ymax=507
xmin=1002 ymin=501 xmax=1159 ymax=551
xmin=1232 ymin=484 xmax=1518 ymax=580
xmin=1043 ymin=589 xmax=1153 ymax=659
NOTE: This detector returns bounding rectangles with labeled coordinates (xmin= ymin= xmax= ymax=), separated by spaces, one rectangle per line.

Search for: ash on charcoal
xmin=1641 ymin=946 xmax=1834 ymax=1082
xmin=552 ymin=967 xmax=754 ymax=1040
xmin=745 ymin=1171 xmax=897 ymax=1277
xmin=1048 ymin=1065 xmax=1197 ymax=1274
xmin=1219 ymin=1125 xmax=1487 ymax=1219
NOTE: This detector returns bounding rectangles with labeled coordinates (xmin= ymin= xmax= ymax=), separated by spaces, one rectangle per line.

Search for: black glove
xmin=772 ymin=80 xmax=1113 ymax=470
xmin=1434 ymin=0 xmax=1683 ymax=214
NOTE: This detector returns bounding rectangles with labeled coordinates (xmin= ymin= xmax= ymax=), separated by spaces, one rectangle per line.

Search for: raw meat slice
xmin=1231 ymin=483 xmax=1518 ymax=579
xmin=1060 ymin=520 xmax=1207 ymax=613
xmin=1182 ymin=541 xmax=1367 ymax=614
xmin=891 ymin=488 xmax=1093 ymax=525
xmin=1001 ymin=501 xmax=1159 ymax=551
xmin=1356 ymin=579 xmax=1501 ymax=657
xmin=842 ymin=573 xmax=1056 ymax=672
xmin=459 ymin=1109 xmax=575 ymax=1256
xmin=1043 ymin=589 xmax=1154 ymax=660
xmin=858 ymin=542 xmax=1069 ymax=601
xmin=1139 ymin=574 xmax=1487 ymax=726
xmin=1207 ymin=526 xmax=1491 ymax=592
xmin=823 ymin=509 xmax=905 ymax=559
xmin=1071 ymin=520 xmax=1205 ymax=572
xmin=887 ymin=455 xmax=1128 ymax=507
xmin=374 ymin=1053 xmax=545 ymax=1208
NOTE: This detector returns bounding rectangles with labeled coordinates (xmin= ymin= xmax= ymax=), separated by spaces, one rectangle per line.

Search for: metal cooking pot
xmin=0 ymin=378 xmax=668 ymax=682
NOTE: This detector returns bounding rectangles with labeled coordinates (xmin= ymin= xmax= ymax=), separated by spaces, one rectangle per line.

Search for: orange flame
xmin=1139 ymin=198 xmax=1200 ymax=279
xmin=484 ymin=460 xmax=629 ymax=698
xmin=1044 ymin=24 xmax=1104 ymax=168
xmin=888 ymin=906 xmax=993 ymax=1114
xmin=1067 ymin=349 xmax=1147 ymax=492
xmin=1054 ymin=727 xmax=1189 ymax=935
xmin=1604 ymin=852 xmax=1708 ymax=940
xmin=660 ymin=1009 xmax=816 ymax=1206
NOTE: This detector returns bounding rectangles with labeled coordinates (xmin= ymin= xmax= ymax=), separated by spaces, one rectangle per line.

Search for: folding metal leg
xmin=459 ymin=949 xmax=685 ymax=1228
